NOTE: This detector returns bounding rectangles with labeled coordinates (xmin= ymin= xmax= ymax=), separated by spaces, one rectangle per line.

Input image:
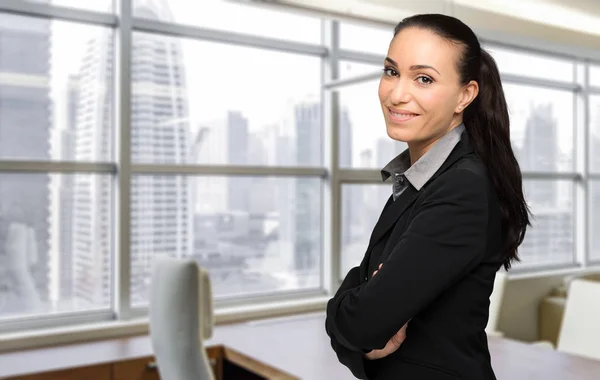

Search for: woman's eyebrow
xmin=385 ymin=57 xmax=441 ymax=76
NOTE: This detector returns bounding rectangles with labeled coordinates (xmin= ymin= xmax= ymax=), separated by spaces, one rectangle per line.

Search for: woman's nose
xmin=390 ymin=80 xmax=412 ymax=104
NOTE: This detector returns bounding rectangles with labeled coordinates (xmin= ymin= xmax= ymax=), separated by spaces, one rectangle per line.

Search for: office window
xmin=0 ymin=173 xmax=112 ymax=320
xmin=26 ymin=0 xmax=113 ymax=12
xmin=519 ymin=179 xmax=574 ymax=266
xmin=0 ymin=14 xmax=114 ymax=162
xmin=487 ymin=45 xmax=574 ymax=83
xmin=131 ymin=33 xmax=322 ymax=166
xmin=340 ymin=184 xmax=389 ymax=277
xmin=591 ymin=181 xmax=600 ymax=262
xmin=503 ymin=84 xmax=574 ymax=172
xmin=133 ymin=0 xmax=321 ymax=45
xmin=130 ymin=175 xmax=322 ymax=305
xmin=338 ymin=80 xmax=407 ymax=168
xmin=589 ymin=95 xmax=600 ymax=173
xmin=340 ymin=21 xmax=391 ymax=55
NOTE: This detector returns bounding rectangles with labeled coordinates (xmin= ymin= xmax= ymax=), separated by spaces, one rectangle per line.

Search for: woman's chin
xmin=386 ymin=128 xmax=412 ymax=143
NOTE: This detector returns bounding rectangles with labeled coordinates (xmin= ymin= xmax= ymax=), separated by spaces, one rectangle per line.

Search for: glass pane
xmin=340 ymin=184 xmax=390 ymax=278
xmin=589 ymin=95 xmax=600 ymax=173
xmin=340 ymin=22 xmax=392 ymax=55
xmin=0 ymin=14 xmax=114 ymax=161
xmin=340 ymin=61 xmax=382 ymax=80
xmin=486 ymin=45 xmax=574 ymax=83
xmin=518 ymin=180 xmax=574 ymax=267
xmin=0 ymin=173 xmax=112 ymax=319
xmin=588 ymin=64 xmax=600 ymax=87
xmin=131 ymin=175 xmax=322 ymax=305
xmin=591 ymin=181 xmax=600 ymax=262
xmin=338 ymin=80 xmax=407 ymax=168
xmin=133 ymin=0 xmax=321 ymax=45
xmin=131 ymin=33 xmax=322 ymax=166
xmin=504 ymin=84 xmax=573 ymax=172
xmin=25 ymin=0 xmax=113 ymax=12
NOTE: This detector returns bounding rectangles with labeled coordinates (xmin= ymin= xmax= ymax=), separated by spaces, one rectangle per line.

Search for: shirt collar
xmin=380 ymin=124 xmax=465 ymax=191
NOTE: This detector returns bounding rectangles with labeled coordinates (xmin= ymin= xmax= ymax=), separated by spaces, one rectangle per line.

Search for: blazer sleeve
xmin=326 ymin=168 xmax=490 ymax=352
xmin=325 ymin=262 xmax=371 ymax=379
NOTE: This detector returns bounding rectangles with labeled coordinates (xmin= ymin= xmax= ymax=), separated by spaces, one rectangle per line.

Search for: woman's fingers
xmin=372 ymin=263 xmax=384 ymax=278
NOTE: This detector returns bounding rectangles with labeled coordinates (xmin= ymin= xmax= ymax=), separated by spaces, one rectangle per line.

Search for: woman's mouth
xmin=388 ymin=108 xmax=419 ymax=123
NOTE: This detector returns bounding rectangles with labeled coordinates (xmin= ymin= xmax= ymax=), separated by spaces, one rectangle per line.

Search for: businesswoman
xmin=325 ymin=14 xmax=530 ymax=380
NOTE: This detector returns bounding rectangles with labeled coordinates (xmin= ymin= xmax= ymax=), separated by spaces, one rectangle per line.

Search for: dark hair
xmin=393 ymin=14 xmax=531 ymax=270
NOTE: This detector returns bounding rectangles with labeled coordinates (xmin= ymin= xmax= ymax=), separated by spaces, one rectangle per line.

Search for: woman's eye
xmin=417 ymin=76 xmax=433 ymax=85
xmin=383 ymin=68 xmax=398 ymax=77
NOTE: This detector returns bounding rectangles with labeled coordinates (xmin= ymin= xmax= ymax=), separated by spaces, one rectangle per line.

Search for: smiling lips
xmin=388 ymin=107 xmax=419 ymax=123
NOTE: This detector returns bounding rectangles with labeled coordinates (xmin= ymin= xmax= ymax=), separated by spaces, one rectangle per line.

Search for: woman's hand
xmin=364 ymin=263 xmax=408 ymax=361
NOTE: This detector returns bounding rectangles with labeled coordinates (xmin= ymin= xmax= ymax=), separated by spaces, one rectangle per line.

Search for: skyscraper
xmin=0 ymin=12 xmax=52 ymax=315
xmin=50 ymin=75 xmax=79 ymax=304
xmin=293 ymin=102 xmax=321 ymax=280
xmin=71 ymin=0 xmax=192 ymax=306
xmin=194 ymin=110 xmax=250 ymax=213
xmin=339 ymin=107 xmax=357 ymax=245
xmin=519 ymin=103 xmax=571 ymax=263
xmin=521 ymin=103 xmax=558 ymax=206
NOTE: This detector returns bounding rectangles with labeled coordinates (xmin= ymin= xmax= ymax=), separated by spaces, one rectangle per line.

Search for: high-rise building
xmin=521 ymin=103 xmax=558 ymax=206
xmin=195 ymin=110 xmax=250 ymax=213
xmin=519 ymin=104 xmax=569 ymax=263
xmin=293 ymin=102 xmax=323 ymax=280
xmin=590 ymin=106 xmax=600 ymax=260
xmin=339 ymin=108 xmax=357 ymax=245
xmin=0 ymin=12 xmax=52 ymax=315
xmin=71 ymin=0 xmax=192 ymax=306
xmin=50 ymin=75 xmax=79 ymax=304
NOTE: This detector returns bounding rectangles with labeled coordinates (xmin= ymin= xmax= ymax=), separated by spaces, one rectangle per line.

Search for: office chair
xmin=149 ymin=257 xmax=215 ymax=380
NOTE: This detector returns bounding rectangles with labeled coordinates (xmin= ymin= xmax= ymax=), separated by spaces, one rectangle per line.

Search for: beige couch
xmin=538 ymin=272 xmax=600 ymax=346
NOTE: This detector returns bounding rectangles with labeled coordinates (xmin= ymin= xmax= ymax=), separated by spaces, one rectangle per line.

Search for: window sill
xmin=0 ymin=296 xmax=330 ymax=353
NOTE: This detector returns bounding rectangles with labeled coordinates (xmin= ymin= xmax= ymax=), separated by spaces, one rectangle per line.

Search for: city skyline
xmin=1 ymin=0 xmax=598 ymax=319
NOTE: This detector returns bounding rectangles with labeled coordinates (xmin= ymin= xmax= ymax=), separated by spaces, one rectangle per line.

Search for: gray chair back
xmin=149 ymin=258 xmax=215 ymax=380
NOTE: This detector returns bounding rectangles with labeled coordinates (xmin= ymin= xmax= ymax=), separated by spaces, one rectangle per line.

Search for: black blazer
xmin=325 ymin=132 xmax=503 ymax=380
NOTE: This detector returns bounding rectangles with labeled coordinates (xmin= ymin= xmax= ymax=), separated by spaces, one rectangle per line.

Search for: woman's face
xmin=378 ymin=27 xmax=477 ymax=154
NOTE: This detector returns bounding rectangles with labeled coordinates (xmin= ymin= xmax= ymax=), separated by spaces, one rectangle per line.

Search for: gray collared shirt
xmin=381 ymin=124 xmax=465 ymax=200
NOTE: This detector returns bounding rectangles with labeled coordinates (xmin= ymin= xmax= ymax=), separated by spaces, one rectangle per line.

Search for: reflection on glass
xmin=338 ymin=80 xmax=407 ymax=168
xmin=133 ymin=0 xmax=321 ymax=44
xmin=503 ymin=84 xmax=573 ymax=172
xmin=0 ymin=173 xmax=112 ymax=319
xmin=131 ymin=175 xmax=322 ymax=305
xmin=518 ymin=180 xmax=574 ymax=266
xmin=0 ymin=13 xmax=114 ymax=161
xmin=340 ymin=184 xmax=390 ymax=278
xmin=131 ymin=31 xmax=322 ymax=166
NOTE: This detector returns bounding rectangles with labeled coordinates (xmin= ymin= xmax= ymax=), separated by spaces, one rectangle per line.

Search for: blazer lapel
xmin=366 ymin=130 xmax=475 ymax=252
xmin=367 ymin=186 xmax=419 ymax=251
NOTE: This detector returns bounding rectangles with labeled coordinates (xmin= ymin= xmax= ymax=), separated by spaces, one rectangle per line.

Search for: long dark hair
xmin=393 ymin=14 xmax=531 ymax=270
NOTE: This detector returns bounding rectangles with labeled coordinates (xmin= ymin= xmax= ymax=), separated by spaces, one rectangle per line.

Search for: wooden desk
xmin=1 ymin=312 xmax=600 ymax=379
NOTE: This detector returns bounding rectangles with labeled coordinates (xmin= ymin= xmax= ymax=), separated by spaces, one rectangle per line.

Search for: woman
xmin=325 ymin=14 xmax=530 ymax=380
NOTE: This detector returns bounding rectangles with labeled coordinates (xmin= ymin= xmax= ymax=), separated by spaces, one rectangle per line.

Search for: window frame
xmin=0 ymin=0 xmax=600 ymax=338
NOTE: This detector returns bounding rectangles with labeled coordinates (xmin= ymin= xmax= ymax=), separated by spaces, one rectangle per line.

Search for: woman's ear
xmin=455 ymin=80 xmax=479 ymax=113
